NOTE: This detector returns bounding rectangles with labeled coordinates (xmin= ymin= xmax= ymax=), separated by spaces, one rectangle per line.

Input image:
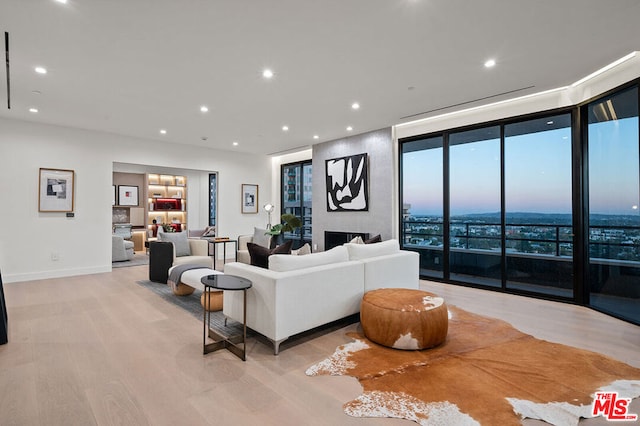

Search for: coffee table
xmin=201 ymin=274 xmax=252 ymax=361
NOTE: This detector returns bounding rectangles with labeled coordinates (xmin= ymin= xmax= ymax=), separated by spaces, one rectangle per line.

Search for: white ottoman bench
xmin=168 ymin=267 xmax=224 ymax=311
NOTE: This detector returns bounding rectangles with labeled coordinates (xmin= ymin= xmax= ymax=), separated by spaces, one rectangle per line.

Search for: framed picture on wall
xmin=241 ymin=183 xmax=258 ymax=214
xmin=118 ymin=185 xmax=139 ymax=206
xmin=39 ymin=168 xmax=75 ymax=212
xmin=325 ymin=153 xmax=369 ymax=211
xmin=112 ymin=185 xmax=116 ymax=206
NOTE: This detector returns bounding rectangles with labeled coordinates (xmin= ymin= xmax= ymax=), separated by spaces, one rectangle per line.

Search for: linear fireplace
xmin=324 ymin=231 xmax=370 ymax=250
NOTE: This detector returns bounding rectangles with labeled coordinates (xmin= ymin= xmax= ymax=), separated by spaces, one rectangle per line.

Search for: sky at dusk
xmin=403 ymin=117 xmax=639 ymax=217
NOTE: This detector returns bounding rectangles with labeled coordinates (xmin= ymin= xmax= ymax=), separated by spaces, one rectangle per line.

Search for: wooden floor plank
xmin=0 ymin=264 xmax=638 ymax=425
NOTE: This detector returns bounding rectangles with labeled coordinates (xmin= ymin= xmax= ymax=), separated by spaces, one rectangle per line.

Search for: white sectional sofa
xmin=222 ymin=239 xmax=419 ymax=354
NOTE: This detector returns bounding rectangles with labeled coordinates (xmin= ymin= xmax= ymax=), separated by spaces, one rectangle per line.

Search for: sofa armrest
xmin=361 ymin=250 xmax=420 ymax=292
xmin=188 ymin=238 xmax=209 ymax=257
xmin=237 ymin=235 xmax=253 ymax=251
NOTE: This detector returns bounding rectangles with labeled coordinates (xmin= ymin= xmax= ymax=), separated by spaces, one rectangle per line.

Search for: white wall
xmin=0 ymin=118 xmax=271 ymax=283
xmin=312 ymin=128 xmax=395 ymax=251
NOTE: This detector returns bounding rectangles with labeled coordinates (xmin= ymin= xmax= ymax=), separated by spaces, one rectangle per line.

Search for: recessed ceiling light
xmin=200 ymin=105 xmax=209 ymax=113
xmin=547 ymin=121 xmax=554 ymax=125
xmin=29 ymin=108 xmax=38 ymax=113
xmin=262 ymin=69 xmax=274 ymax=79
xmin=346 ymin=126 xmax=353 ymax=131
xmin=160 ymin=129 xmax=167 ymax=135
xmin=233 ymin=141 xmax=239 ymax=146
xmin=484 ymin=59 xmax=496 ymax=68
xmin=351 ymin=102 xmax=360 ymax=110
xmin=313 ymin=135 xmax=319 ymax=140
xmin=55 ymin=0 xmax=68 ymax=4
xmin=282 ymin=125 xmax=289 ymax=131
xmin=35 ymin=66 xmax=47 ymax=74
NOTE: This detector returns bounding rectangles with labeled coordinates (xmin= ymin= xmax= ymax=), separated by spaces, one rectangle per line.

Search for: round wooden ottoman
xmin=200 ymin=290 xmax=223 ymax=312
xmin=361 ymin=288 xmax=448 ymax=350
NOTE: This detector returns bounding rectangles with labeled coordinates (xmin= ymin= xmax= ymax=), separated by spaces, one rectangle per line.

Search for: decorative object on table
xmin=38 ymin=168 xmax=75 ymax=212
xmin=325 ymin=153 xmax=368 ymax=212
xmin=118 ymin=185 xmax=139 ymax=206
xmin=241 ymin=183 xmax=258 ymax=214
xmin=306 ymin=305 xmax=640 ymax=425
xmin=263 ymin=203 xmax=275 ymax=228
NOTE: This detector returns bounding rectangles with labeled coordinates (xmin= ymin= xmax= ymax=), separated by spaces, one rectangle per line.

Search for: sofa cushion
xmin=252 ymin=227 xmax=271 ymax=248
xmin=158 ymin=231 xmax=191 ymax=257
xmin=269 ymin=245 xmax=349 ymax=272
xmin=345 ymin=239 xmax=399 ymax=260
xmin=248 ymin=240 xmax=292 ymax=269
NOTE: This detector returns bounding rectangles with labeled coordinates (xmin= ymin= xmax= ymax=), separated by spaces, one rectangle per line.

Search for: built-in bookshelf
xmin=147 ymin=174 xmax=186 ymax=233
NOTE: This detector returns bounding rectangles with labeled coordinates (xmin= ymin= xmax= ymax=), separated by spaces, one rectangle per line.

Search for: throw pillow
xmin=158 ymin=231 xmax=191 ymax=257
xmin=252 ymin=227 xmax=271 ymax=248
xmin=349 ymin=236 xmax=364 ymax=244
xmin=364 ymin=234 xmax=382 ymax=244
xmin=247 ymin=240 xmax=293 ymax=269
xmin=291 ymin=243 xmax=311 ymax=256
xmin=201 ymin=226 xmax=216 ymax=237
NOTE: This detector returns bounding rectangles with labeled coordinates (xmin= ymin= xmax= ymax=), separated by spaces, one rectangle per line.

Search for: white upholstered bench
xmin=167 ymin=266 xmax=224 ymax=311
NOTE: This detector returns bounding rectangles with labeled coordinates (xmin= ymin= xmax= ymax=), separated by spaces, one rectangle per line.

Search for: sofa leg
xmin=272 ymin=338 xmax=287 ymax=355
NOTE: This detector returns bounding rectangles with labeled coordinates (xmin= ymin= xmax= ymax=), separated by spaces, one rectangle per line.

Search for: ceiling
xmin=1 ymin=0 xmax=639 ymax=156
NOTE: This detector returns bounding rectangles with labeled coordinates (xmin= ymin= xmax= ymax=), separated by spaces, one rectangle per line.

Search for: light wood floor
xmin=0 ymin=265 xmax=638 ymax=426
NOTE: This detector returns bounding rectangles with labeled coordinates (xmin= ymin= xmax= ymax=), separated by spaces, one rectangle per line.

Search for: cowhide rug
xmin=306 ymin=306 xmax=640 ymax=426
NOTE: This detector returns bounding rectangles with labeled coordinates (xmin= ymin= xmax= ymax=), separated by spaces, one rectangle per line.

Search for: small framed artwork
xmin=112 ymin=185 xmax=116 ymax=206
xmin=118 ymin=185 xmax=139 ymax=206
xmin=241 ymin=183 xmax=258 ymax=214
xmin=39 ymin=168 xmax=75 ymax=212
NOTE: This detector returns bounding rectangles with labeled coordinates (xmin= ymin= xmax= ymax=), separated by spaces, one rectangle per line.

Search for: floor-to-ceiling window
xmin=587 ymin=86 xmax=640 ymax=324
xmin=399 ymin=79 xmax=640 ymax=325
xmin=281 ymin=160 xmax=312 ymax=248
xmin=449 ymin=126 xmax=501 ymax=287
xmin=401 ymin=136 xmax=444 ymax=279
xmin=504 ymin=114 xmax=573 ymax=297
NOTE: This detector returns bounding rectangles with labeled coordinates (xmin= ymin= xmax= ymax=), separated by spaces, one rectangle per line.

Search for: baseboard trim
xmin=3 ymin=265 xmax=111 ymax=283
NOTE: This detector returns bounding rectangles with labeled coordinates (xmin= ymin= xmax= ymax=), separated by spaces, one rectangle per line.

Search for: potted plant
xmin=265 ymin=213 xmax=302 ymax=246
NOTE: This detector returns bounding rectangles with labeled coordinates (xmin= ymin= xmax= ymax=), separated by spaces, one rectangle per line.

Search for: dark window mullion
xmin=500 ymin=125 xmax=506 ymax=290
xmin=443 ymin=133 xmax=450 ymax=280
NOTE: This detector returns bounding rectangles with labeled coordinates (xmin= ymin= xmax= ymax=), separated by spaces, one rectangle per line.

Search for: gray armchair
xmin=112 ymin=234 xmax=134 ymax=262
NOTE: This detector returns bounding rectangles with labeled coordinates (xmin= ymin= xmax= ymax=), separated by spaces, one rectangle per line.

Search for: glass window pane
xmin=281 ymin=161 xmax=312 ymax=247
xmin=504 ymin=113 xmax=573 ymax=297
xmin=449 ymin=126 xmax=501 ymax=287
xmin=402 ymin=136 xmax=444 ymax=279
xmin=588 ymin=86 xmax=640 ymax=324
xmin=208 ymin=173 xmax=217 ymax=227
